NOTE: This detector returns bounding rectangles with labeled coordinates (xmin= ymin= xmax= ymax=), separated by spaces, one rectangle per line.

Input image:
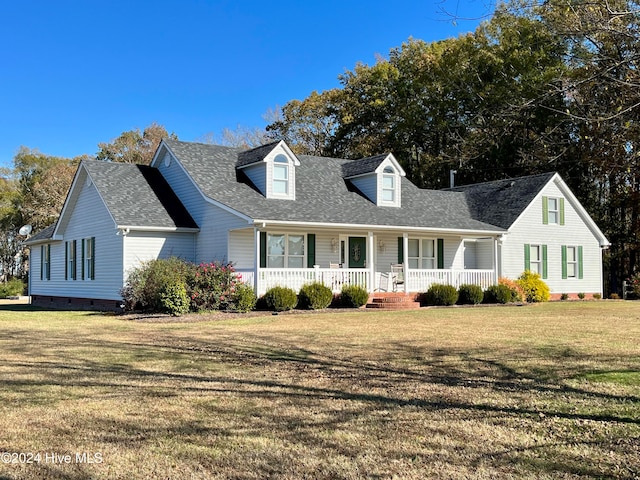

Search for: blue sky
xmin=0 ymin=0 xmax=493 ymax=168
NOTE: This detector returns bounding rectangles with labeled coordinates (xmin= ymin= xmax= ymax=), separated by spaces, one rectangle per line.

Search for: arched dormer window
xmin=273 ymin=154 xmax=289 ymax=195
xmin=382 ymin=166 xmax=396 ymax=203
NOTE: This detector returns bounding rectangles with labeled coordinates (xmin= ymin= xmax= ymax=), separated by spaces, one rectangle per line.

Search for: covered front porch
xmin=230 ymin=226 xmax=501 ymax=296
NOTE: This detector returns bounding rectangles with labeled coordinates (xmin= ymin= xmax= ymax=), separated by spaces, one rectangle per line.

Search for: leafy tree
xmin=96 ymin=122 xmax=177 ymax=165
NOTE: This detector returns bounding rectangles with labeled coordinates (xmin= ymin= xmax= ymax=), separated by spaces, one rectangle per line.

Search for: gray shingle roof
xmin=341 ymin=154 xmax=388 ymax=178
xmin=236 ymin=141 xmax=280 ymax=167
xmin=24 ymin=223 xmax=56 ymax=244
xmin=164 ymin=139 xmax=505 ymax=232
xmin=445 ymin=172 xmax=556 ymax=229
xmin=82 ymin=160 xmax=198 ymax=229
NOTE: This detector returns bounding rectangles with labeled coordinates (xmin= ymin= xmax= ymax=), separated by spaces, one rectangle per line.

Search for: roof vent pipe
xmin=449 ymin=170 xmax=457 ymax=188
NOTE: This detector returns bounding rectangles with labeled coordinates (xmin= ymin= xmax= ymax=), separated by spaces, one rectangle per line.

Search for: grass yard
xmin=0 ymin=301 xmax=639 ymax=479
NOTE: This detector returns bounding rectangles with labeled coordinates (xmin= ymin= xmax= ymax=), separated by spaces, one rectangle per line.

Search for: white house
xmin=24 ymin=139 xmax=610 ymax=310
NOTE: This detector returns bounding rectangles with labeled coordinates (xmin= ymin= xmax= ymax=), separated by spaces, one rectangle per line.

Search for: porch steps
xmin=366 ymin=292 xmax=421 ymax=310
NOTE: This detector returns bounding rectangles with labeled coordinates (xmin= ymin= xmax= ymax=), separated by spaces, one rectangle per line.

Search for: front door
xmin=348 ymin=237 xmax=367 ymax=268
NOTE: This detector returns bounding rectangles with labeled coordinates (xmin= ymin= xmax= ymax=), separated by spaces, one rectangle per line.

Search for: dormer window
xmin=382 ymin=166 xmax=396 ymax=202
xmin=273 ymin=154 xmax=289 ymax=195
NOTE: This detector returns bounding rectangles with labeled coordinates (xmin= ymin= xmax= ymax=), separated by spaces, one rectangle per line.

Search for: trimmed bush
xmin=424 ymin=284 xmax=458 ymax=306
xmin=498 ymin=277 xmax=525 ymax=302
xmin=299 ymin=282 xmax=333 ymax=310
xmin=483 ymin=284 xmax=515 ymax=304
xmin=340 ymin=284 xmax=369 ymax=308
xmin=593 ymin=293 xmax=602 ymax=300
xmin=229 ymin=282 xmax=257 ymax=313
xmin=516 ymin=270 xmax=550 ymax=303
xmin=577 ymin=292 xmax=585 ymax=300
xmin=159 ymin=283 xmax=190 ymax=316
xmin=560 ymin=293 xmax=569 ymax=301
xmin=264 ymin=286 xmax=298 ymax=311
xmin=457 ymin=284 xmax=484 ymax=305
xmin=0 ymin=278 xmax=26 ymax=297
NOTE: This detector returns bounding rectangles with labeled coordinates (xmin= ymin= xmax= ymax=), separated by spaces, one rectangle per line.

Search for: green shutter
xmin=307 ymin=234 xmax=316 ymax=268
xmin=73 ymin=240 xmax=77 ymax=280
xmin=65 ymin=242 xmax=68 ymax=280
xmin=47 ymin=245 xmax=51 ymax=280
xmin=559 ymin=198 xmax=565 ymax=225
xmin=437 ymin=239 xmax=444 ymax=269
xmin=561 ymin=245 xmax=567 ymax=279
xmin=90 ymin=237 xmax=95 ymax=280
xmin=259 ymin=232 xmax=267 ymax=268
xmin=524 ymin=244 xmax=531 ymax=271
xmin=397 ymin=237 xmax=403 ymax=264
xmin=81 ymin=239 xmax=85 ymax=280
xmin=40 ymin=245 xmax=44 ymax=281
xmin=542 ymin=196 xmax=549 ymax=225
xmin=578 ymin=246 xmax=583 ymax=279
xmin=542 ymin=244 xmax=548 ymax=279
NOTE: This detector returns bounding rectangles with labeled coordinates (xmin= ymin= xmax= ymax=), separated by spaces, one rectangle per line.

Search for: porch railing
xmin=252 ymin=267 xmax=370 ymax=295
xmin=237 ymin=267 xmax=495 ymax=296
xmin=407 ymin=269 xmax=495 ymax=292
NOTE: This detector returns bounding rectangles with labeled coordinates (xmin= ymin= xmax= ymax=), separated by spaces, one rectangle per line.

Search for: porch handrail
xmin=257 ymin=267 xmax=370 ymax=295
xmin=407 ymin=269 xmax=495 ymax=292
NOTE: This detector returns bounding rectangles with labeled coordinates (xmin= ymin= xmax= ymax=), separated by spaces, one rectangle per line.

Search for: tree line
xmin=2 ymin=0 xmax=638 ymax=295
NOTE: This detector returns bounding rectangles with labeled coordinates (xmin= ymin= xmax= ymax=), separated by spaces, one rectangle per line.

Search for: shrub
xmin=516 ymin=271 xmax=550 ymax=303
xmin=0 ymin=278 xmax=26 ymax=297
xmin=628 ymin=272 xmax=640 ymax=298
xmin=159 ymin=283 xmax=190 ymax=316
xmin=593 ymin=293 xmax=602 ymax=300
xmin=188 ymin=262 xmax=238 ymax=311
xmin=457 ymin=284 xmax=483 ymax=305
xmin=298 ymin=282 xmax=333 ymax=310
xmin=340 ymin=284 xmax=369 ymax=308
xmin=577 ymin=292 xmax=585 ymax=300
xmin=498 ymin=277 xmax=525 ymax=302
xmin=560 ymin=293 xmax=569 ymax=301
xmin=483 ymin=284 xmax=515 ymax=304
xmin=424 ymin=284 xmax=458 ymax=306
xmin=610 ymin=293 xmax=620 ymax=300
xmin=121 ymin=257 xmax=191 ymax=311
xmin=229 ymin=282 xmax=257 ymax=313
xmin=264 ymin=286 xmax=298 ymax=311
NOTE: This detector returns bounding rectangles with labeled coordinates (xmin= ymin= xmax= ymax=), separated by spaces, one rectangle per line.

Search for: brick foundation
xmin=31 ymin=295 xmax=124 ymax=312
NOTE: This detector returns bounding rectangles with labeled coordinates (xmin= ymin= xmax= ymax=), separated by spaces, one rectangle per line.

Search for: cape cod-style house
xmin=24 ymin=139 xmax=610 ymax=310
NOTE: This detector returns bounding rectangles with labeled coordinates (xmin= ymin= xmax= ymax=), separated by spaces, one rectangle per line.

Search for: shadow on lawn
xmin=2 ymin=329 xmax=639 ymax=478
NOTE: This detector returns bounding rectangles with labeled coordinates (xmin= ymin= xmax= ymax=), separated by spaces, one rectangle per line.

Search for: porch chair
xmin=390 ymin=263 xmax=405 ymax=292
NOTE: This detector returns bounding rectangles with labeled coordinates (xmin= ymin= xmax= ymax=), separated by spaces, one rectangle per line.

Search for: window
xmin=272 ymin=154 xmax=289 ymax=195
xmin=543 ymin=196 xmax=564 ymax=225
xmin=525 ymin=244 xmax=547 ymax=278
xmin=40 ymin=245 xmax=51 ymax=281
xmin=562 ymin=245 xmax=583 ymax=279
xmin=548 ymin=198 xmax=559 ymax=224
xmin=267 ymin=233 xmax=304 ymax=268
xmin=66 ymin=240 xmax=77 ymax=280
xmin=408 ymin=238 xmax=435 ymax=269
xmin=382 ymin=166 xmax=395 ymax=203
xmin=83 ymin=237 xmax=95 ymax=280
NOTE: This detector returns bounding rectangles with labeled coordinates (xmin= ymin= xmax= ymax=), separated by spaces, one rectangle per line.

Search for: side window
xmin=83 ymin=237 xmax=95 ymax=280
xmin=41 ymin=244 xmax=51 ymax=281
xmin=66 ymin=240 xmax=77 ymax=280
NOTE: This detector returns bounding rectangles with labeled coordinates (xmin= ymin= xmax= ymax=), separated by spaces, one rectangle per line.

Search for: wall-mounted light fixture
xmin=378 ymin=239 xmax=386 ymax=253
xmin=331 ymin=238 xmax=338 ymax=253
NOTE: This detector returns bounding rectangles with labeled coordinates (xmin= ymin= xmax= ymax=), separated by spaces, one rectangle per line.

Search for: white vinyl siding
xmin=503 ymin=180 xmax=603 ymax=295
xmin=350 ymin=175 xmax=377 ymax=203
xmin=29 ymin=176 xmax=124 ymax=300
xmin=242 ymin=163 xmax=267 ymax=196
xmin=123 ymin=231 xmax=196 ymax=276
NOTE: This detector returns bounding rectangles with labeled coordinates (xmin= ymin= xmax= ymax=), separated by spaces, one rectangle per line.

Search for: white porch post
xmin=253 ymin=227 xmax=260 ymax=294
xmin=368 ymin=231 xmax=375 ymax=292
xmin=493 ymin=235 xmax=500 ymax=285
xmin=403 ymin=232 xmax=409 ymax=293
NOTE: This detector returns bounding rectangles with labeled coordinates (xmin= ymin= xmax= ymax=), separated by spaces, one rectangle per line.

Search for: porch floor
xmin=366 ymin=292 xmax=421 ymax=310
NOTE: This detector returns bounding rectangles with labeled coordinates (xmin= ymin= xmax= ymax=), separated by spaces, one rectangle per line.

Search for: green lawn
xmin=0 ymin=301 xmax=639 ymax=479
